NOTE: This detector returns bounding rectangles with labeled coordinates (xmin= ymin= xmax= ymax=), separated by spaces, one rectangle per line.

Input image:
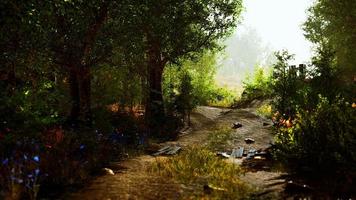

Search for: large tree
xmin=303 ymin=0 xmax=356 ymax=82
xmin=124 ymin=0 xmax=243 ymax=132
xmin=43 ymin=0 xmax=124 ymax=124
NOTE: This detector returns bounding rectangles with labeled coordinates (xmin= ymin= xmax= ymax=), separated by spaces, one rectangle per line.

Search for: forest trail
xmin=69 ymin=106 xmax=285 ymax=200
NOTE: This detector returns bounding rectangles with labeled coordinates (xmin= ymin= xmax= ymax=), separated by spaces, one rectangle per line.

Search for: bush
xmin=0 ymin=126 xmax=129 ymax=199
xmin=237 ymin=66 xmax=272 ymax=107
xmin=273 ymin=96 xmax=356 ymax=173
xmin=256 ymin=103 xmax=272 ymax=119
xmin=208 ymin=87 xmax=239 ymax=107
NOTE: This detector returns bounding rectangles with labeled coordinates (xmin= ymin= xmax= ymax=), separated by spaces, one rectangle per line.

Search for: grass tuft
xmin=207 ymin=127 xmax=233 ymax=151
xmin=149 ymin=146 xmax=253 ymax=199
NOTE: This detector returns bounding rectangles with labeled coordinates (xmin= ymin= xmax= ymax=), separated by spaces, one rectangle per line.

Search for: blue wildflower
xmin=79 ymin=144 xmax=85 ymax=150
xmin=33 ymin=156 xmax=40 ymax=162
xmin=35 ymin=168 xmax=40 ymax=176
xmin=2 ymin=158 xmax=8 ymax=165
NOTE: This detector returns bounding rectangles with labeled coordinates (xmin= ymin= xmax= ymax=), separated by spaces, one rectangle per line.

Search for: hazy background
xmin=216 ymin=0 xmax=314 ymax=89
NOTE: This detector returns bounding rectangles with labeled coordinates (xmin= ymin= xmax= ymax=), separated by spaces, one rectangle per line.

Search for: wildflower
xmin=79 ymin=144 xmax=85 ymax=150
xmin=35 ymin=168 xmax=40 ymax=176
xmin=2 ymin=158 xmax=9 ymax=165
xmin=33 ymin=156 xmax=40 ymax=162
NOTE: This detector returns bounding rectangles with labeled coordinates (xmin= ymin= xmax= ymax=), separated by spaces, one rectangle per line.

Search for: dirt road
xmin=69 ymin=107 xmax=285 ymax=200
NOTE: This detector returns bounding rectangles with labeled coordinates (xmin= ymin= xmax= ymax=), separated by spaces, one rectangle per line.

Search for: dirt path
xmin=69 ymin=107 xmax=285 ymax=200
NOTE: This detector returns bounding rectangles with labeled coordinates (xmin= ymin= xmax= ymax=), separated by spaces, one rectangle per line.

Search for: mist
xmin=217 ymin=0 xmax=314 ymax=89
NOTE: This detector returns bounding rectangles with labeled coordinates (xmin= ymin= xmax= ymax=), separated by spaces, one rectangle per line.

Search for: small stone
xmin=263 ymin=122 xmax=270 ymax=126
xmin=102 ymin=168 xmax=115 ymax=175
xmin=244 ymin=138 xmax=255 ymax=144
xmin=232 ymin=122 xmax=242 ymax=129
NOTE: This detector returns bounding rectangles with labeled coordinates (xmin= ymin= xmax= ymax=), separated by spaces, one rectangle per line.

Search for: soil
xmin=68 ymin=106 xmax=286 ymax=200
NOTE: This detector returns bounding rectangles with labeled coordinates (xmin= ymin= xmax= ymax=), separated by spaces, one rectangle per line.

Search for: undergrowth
xmin=256 ymin=104 xmax=272 ymax=119
xmin=207 ymin=127 xmax=233 ymax=151
xmin=149 ymin=146 xmax=253 ymax=199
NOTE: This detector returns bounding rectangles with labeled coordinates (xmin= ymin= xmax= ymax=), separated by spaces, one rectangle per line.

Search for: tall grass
xmin=149 ymin=146 xmax=253 ymax=199
xmin=149 ymin=128 xmax=256 ymax=199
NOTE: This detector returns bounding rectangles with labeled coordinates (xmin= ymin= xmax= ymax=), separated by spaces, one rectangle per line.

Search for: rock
xmin=246 ymin=149 xmax=257 ymax=159
xmin=232 ymin=122 xmax=242 ymax=129
xmin=102 ymin=168 xmax=115 ymax=175
xmin=216 ymin=152 xmax=230 ymax=158
xmin=244 ymin=138 xmax=255 ymax=144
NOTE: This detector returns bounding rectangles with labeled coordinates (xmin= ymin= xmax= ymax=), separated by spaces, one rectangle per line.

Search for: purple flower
xmin=79 ymin=144 xmax=85 ymax=150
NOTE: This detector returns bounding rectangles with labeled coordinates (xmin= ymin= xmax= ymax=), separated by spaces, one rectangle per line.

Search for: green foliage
xmin=92 ymin=64 xmax=143 ymax=108
xmin=0 ymin=0 xmax=244 ymax=197
xmin=175 ymin=71 xmax=195 ymax=122
xmin=208 ymin=87 xmax=238 ymax=107
xmin=271 ymin=48 xmax=356 ymax=175
xmin=256 ymin=104 xmax=272 ymax=119
xmin=149 ymin=146 xmax=252 ymax=199
xmin=163 ymin=51 xmax=238 ymax=116
xmin=270 ymin=50 xmax=301 ymax=118
xmin=303 ymin=0 xmax=356 ymax=80
xmin=237 ymin=66 xmax=273 ymax=107
xmin=274 ymin=96 xmax=356 ymax=173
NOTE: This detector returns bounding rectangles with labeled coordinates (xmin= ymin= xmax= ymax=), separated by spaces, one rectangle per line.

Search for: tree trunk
xmin=68 ymin=69 xmax=80 ymax=124
xmin=67 ymin=65 xmax=92 ymax=126
xmin=144 ymin=33 xmax=167 ymax=135
xmin=79 ymin=65 xmax=92 ymax=125
xmin=145 ymin=58 xmax=166 ymax=136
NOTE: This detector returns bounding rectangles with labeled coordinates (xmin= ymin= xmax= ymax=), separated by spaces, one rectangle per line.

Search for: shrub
xmin=237 ymin=66 xmax=272 ymax=107
xmin=273 ymin=96 xmax=356 ymax=174
xmin=256 ymin=103 xmax=272 ymax=119
xmin=208 ymin=87 xmax=239 ymax=108
xmin=0 ymin=127 xmax=128 ymax=199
